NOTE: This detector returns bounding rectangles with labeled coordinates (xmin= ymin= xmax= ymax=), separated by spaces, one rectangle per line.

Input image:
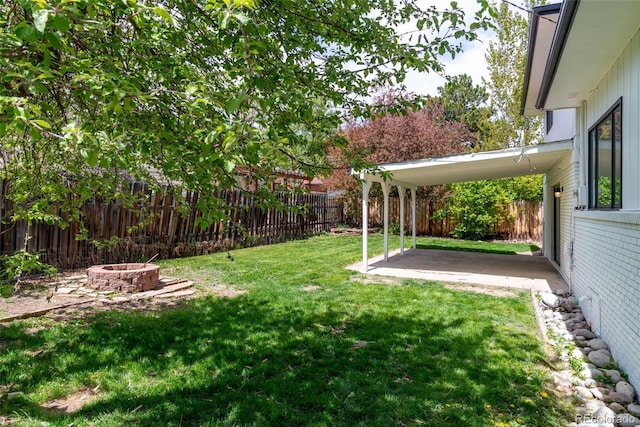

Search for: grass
xmin=415 ymin=236 xmax=540 ymax=255
xmin=0 ymin=235 xmax=571 ymax=426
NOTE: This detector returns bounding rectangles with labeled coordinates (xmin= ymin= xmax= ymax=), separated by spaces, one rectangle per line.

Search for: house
xmin=235 ymin=166 xmax=327 ymax=193
xmin=522 ymin=0 xmax=640 ymax=391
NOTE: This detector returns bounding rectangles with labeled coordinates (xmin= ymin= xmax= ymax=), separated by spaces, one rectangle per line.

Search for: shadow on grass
xmin=416 ymin=243 xmax=540 ymax=256
xmin=1 ymin=292 xmax=567 ymax=426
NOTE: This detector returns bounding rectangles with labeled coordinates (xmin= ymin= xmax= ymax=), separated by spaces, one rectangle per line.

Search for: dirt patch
xmin=330 ymin=227 xmax=380 ymax=235
xmin=350 ymin=275 xmax=404 ymax=286
xmin=302 ymin=285 xmax=321 ymax=292
xmin=443 ymin=283 xmax=520 ymax=298
xmin=1 ymin=270 xmax=245 ymax=324
xmin=41 ymin=386 xmax=101 ymax=414
xmin=208 ymin=284 xmax=246 ymax=298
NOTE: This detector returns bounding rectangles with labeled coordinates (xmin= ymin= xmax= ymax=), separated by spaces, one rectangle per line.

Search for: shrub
xmin=442 ymin=180 xmax=515 ymax=240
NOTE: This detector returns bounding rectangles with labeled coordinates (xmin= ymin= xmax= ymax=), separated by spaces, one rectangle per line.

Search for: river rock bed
xmin=536 ymin=291 xmax=640 ymax=426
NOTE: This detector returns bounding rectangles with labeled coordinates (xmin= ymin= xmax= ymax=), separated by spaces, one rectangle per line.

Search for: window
xmin=546 ymin=110 xmax=554 ymax=134
xmin=588 ymin=99 xmax=622 ymax=209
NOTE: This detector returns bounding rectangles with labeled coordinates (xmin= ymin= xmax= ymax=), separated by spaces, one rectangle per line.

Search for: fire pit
xmin=87 ymin=263 xmax=159 ymax=293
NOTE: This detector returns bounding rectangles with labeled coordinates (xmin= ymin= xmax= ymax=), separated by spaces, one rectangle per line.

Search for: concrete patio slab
xmin=346 ymin=249 xmax=569 ymax=294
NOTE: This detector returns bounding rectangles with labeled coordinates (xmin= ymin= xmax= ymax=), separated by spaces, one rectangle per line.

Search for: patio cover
xmin=358 ymin=141 xmax=573 ymax=273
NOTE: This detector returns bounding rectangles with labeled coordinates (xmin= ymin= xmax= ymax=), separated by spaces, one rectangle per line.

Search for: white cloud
xmin=399 ymin=0 xmax=498 ymax=96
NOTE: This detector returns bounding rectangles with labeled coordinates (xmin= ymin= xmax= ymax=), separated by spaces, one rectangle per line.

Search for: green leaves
xmin=484 ymin=1 xmax=544 ymax=149
xmin=52 ymin=15 xmax=70 ymax=33
xmin=153 ymin=6 xmax=175 ymax=26
xmin=31 ymin=119 xmax=51 ymax=129
xmin=80 ymin=148 xmax=99 ymax=168
xmin=443 ymin=180 xmax=515 ymax=240
xmin=15 ymin=24 xmax=37 ymax=42
xmin=0 ymin=0 xmax=492 ymax=245
xmin=225 ymin=93 xmax=247 ymax=115
xmin=32 ymin=9 xmax=49 ymax=33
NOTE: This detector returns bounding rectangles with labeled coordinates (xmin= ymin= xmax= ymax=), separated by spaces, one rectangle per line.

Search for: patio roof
xmin=358 ymin=140 xmax=574 ymax=274
xmin=362 ymin=140 xmax=573 ymax=189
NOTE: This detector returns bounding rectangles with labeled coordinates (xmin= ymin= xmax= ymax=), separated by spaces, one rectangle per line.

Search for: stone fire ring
xmin=87 ymin=263 xmax=159 ymax=293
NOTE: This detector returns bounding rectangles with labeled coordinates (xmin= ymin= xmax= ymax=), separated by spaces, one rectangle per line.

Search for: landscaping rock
xmin=616 ymin=381 xmax=636 ymax=399
xmin=572 ymin=347 xmax=587 ymax=360
xmin=607 ymin=392 xmax=633 ymax=405
xmin=593 ymin=406 xmax=616 ymax=424
xmin=616 ymin=413 xmax=640 ymax=427
xmin=584 ymin=378 xmax=597 ymax=388
xmin=608 ymin=402 xmax=625 ymax=413
xmin=586 ymin=399 xmax=607 ymax=413
xmin=541 ymin=292 xmax=560 ymax=308
xmin=604 ymin=369 xmax=623 ymax=383
xmin=552 ymin=371 xmax=573 ymax=388
xmin=567 ymin=296 xmax=579 ymax=307
xmin=574 ymin=328 xmax=597 ymax=339
xmin=581 ymin=347 xmax=593 ymax=356
xmin=582 ymin=367 xmax=604 ymax=379
xmin=575 ymin=423 xmax=613 ymax=427
xmin=589 ymin=388 xmax=605 ymax=400
xmin=627 ymin=403 xmax=640 ymax=416
xmin=533 ymin=290 xmax=640 ymax=426
xmin=576 ymin=386 xmax=594 ymax=399
xmin=572 ymin=322 xmax=587 ymax=331
xmin=588 ymin=350 xmax=611 ymax=368
xmin=588 ymin=339 xmax=609 ymax=351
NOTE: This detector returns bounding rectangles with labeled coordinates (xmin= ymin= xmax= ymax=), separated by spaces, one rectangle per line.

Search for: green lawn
xmin=0 ymin=235 xmax=571 ymax=426
xmin=415 ymin=236 xmax=540 ymax=255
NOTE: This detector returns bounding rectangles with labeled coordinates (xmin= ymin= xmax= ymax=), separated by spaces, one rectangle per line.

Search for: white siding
xmin=563 ymin=28 xmax=640 ymax=391
xmin=586 ymin=28 xmax=640 ymax=210
xmin=544 ymin=109 xmax=576 ymax=143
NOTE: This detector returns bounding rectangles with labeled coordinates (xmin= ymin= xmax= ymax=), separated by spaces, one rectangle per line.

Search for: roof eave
xmin=536 ymin=0 xmax=580 ymax=110
xmin=520 ymin=3 xmax=563 ymax=116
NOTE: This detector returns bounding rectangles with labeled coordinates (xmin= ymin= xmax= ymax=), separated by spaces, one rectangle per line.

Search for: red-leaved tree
xmin=326 ymin=91 xmax=475 ymax=224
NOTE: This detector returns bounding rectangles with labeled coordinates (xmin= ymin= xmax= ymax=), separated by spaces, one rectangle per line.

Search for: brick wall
xmin=571 ymin=211 xmax=640 ymax=391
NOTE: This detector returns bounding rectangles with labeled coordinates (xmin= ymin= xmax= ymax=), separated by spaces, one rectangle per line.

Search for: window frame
xmin=546 ymin=110 xmax=554 ymax=134
xmin=588 ymin=98 xmax=622 ymax=210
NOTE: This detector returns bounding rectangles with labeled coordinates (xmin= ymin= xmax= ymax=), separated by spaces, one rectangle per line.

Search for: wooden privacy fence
xmin=359 ymin=197 xmax=543 ymax=242
xmin=0 ymin=187 xmax=344 ymax=270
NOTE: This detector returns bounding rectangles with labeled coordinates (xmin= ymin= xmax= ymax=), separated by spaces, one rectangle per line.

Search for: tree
xmin=0 ymin=0 xmax=494 ymax=274
xmin=325 ymin=91 xmax=475 ymax=221
xmin=437 ymin=73 xmax=493 ymax=144
xmin=483 ymin=0 xmax=544 ymax=150
xmin=438 ymin=174 xmax=542 ymax=241
xmin=436 ymin=1 xmax=546 ymax=242
xmin=443 ymin=179 xmax=514 ymax=240
xmin=0 ymin=0 xmax=496 ymax=219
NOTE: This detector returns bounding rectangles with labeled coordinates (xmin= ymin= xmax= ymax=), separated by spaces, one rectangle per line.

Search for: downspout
xmin=569 ymin=101 xmax=587 ymax=292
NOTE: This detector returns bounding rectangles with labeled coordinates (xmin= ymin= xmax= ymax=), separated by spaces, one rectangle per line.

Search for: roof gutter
xmin=536 ymin=0 xmax=580 ymax=110
xmin=520 ymin=3 xmax=562 ymax=115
